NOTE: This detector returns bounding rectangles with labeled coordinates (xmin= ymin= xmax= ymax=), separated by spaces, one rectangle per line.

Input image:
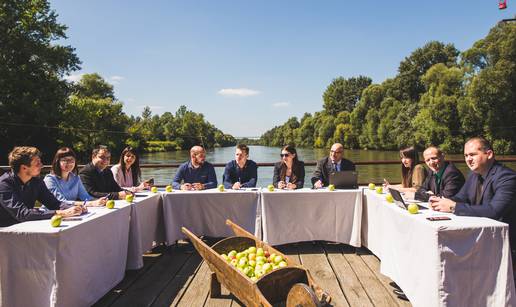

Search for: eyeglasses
xmin=97 ymin=155 xmax=111 ymax=161
xmin=330 ymin=150 xmax=343 ymax=154
xmin=280 ymin=153 xmax=290 ymax=158
xmin=60 ymin=157 xmax=76 ymax=164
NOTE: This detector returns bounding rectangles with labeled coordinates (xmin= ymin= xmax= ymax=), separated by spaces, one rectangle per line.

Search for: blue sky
xmin=50 ymin=1 xmax=513 ymax=137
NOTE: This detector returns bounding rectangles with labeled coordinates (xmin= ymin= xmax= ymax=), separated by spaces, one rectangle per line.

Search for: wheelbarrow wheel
xmin=286 ymin=283 xmax=322 ymax=307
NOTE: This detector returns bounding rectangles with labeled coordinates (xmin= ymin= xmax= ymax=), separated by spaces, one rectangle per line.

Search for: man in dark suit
xmin=430 ymin=137 xmax=516 ymax=251
xmin=416 ymin=146 xmax=465 ymax=201
xmin=311 ymin=143 xmax=355 ymax=189
xmin=79 ymin=145 xmax=129 ymax=200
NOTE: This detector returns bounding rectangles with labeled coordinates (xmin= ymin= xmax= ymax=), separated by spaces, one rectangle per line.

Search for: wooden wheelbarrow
xmin=181 ymin=219 xmax=331 ymax=307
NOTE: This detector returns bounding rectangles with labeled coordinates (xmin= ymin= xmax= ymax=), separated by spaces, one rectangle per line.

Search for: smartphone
xmin=426 ymin=216 xmax=451 ymax=221
xmin=145 ymin=178 xmax=154 ymax=185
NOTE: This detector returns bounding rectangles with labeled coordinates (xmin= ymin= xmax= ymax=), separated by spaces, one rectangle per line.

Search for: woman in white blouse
xmin=111 ymin=147 xmax=150 ymax=192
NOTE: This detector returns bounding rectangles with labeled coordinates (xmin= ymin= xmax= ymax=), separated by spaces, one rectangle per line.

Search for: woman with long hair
xmin=111 ymin=146 xmax=150 ymax=192
xmin=384 ymin=146 xmax=427 ymax=193
xmin=272 ymin=145 xmax=305 ymax=190
xmin=44 ymin=147 xmax=107 ymax=206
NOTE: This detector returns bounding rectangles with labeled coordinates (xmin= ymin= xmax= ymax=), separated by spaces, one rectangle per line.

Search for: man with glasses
xmin=80 ymin=145 xmax=129 ymax=200
xmin=311 ymin=143 xmax=355 ymax=189
xmin=0 ymin=147 xmax=84 ymax=226
xmin=173 ymin=145 xmax=217 ymax=190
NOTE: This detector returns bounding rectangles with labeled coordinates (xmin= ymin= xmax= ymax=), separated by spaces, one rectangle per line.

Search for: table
xmin=126 ymin=192 xmax=165 ymax=270
xmin=261 ymin=188 xmax=362 ymax=246
xmin=161 ymin=189 xmax=261 ymax=243
xmin=0 ymin=201 xmax=132 ymax=307
xmin=362 ymin=188 xmax=516 ymax=307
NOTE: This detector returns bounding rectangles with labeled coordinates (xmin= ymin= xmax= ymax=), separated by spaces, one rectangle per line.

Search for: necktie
xmin=474 ymin=176 xmax=484 ymax=205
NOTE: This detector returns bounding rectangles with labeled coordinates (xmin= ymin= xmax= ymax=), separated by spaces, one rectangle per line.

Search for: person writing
xmin=111 ymin=146 xmax=150 ymax=192
xmin=172 ymin=145 xmax=217 ymax=190
xmin=311 ymin=143 xmax=355 ymax=189
xmin=384 ymin=146 xmax=427 ymax=194
xmin=273 ymin=145 xmax=305 ymax=190
xmin=223 ymin=144 xmax=258 ymax=189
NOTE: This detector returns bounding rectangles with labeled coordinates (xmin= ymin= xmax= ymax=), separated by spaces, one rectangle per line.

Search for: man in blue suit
xmin=430 ymin=137 xmax=516 ymax=253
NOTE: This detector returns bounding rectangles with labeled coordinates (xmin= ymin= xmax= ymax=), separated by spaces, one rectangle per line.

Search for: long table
xmin=161 ymin=189 xmax=261 ymax=243
xmin=362 ymin=188 xmax=516 ymax=307
xmin=261 ymin=188 xmax=362 ymax=246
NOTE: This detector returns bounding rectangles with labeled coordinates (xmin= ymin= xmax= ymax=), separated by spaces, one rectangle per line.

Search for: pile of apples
xmin=220 ymin=246 xmax=288 ymax=281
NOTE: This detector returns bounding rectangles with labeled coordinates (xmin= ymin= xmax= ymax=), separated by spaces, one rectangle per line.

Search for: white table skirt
xmin=362 ymin=188 xmax=516 ymax=307
xmin=0 ymin=201 xmax=132 ymax=307
xmin=261 ymin=188 xmax=362 ymax=246
xmin=126 ymin=192 xmax=166 ymax=270
xmin=161 ymin=189 xmax=260 ymax=243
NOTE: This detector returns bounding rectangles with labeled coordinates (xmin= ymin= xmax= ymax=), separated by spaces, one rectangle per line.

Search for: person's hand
xmin=57 ymin=206 xmax=83 ymax=217
xmin=278 ymin=181 xmax=286 ymax=189
xmin=118 ymin=190 xmax=129 ymax=199
xmin=89 ymin=197 xmax=107 ymax=207
xmin=286 ymin=183 xmax=297 ymax=190
xmin=383 ymin=178 xmax=390 ymax=189
xmin=429 ymin=196 xmax=456 ymax=212
xmin=181 ymin=183 xmax=192 ymax=191
xmin=314 ymin=180 xmax=323 ymax=189
xmin=192 ymin=183 xmax=205 ymax=190
xmin=232 ymin=182 xmax=241 ymax=190
xmin=142 ymin=181 xmax=151 ymax=189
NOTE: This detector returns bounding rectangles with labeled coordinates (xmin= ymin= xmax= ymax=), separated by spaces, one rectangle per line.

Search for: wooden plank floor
xmin=94 ymin=241 xmax=411 ymax=307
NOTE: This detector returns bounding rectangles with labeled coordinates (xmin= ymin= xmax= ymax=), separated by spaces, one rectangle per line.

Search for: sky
xmin=50 ymin=1 xmax=514 ymax=138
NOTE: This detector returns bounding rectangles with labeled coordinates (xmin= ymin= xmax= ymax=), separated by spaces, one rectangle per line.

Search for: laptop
xmin=389 ymin=188 xmax=427 ymax=210
xmin=329 ymin=171 xmax=358 ymax=189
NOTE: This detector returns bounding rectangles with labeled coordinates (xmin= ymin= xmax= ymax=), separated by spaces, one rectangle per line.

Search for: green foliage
xmin=145 ymin=141 xmax=182 ymax=152
xmin=323 ymin=76 xmax=372 ymax=115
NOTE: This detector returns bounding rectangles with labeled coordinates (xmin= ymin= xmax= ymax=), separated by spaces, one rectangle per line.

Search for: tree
xmin=323 ymin=76 xmax=372 ymax=115
xmin=0 ymin=0 xmax=80 ymax=162
xmin=72 ymin=73 xmax=114 ymax=99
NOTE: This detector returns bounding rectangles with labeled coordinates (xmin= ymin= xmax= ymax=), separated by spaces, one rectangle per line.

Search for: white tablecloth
xmin=0 ymin=201 xmax=132 ymax=307
xmin=362 ymin=188 xmax=516 ymax=307
xmin=161 ymin=189 xmax=260 ymax=243
xmin=261 ymin=188 xmax=362 ymax=246
xmin=126 ymin=192 xmax=165 ymax=270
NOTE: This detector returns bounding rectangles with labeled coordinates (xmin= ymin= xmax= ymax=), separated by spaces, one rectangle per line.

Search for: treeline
xmin=0 ymin=1 xmax=235 ymax=164
xmin=260 ymin=21 xmax=516 ymax=154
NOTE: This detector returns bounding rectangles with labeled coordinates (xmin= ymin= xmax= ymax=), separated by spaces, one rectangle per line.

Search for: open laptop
xmin=389 ymin=188 xmax=427 ymax=210
xmin=329 ymin=171 xmax=358 ymax=189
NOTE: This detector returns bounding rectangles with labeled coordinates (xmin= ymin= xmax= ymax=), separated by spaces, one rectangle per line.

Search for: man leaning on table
xmin=172 ymin=145 xmax=217 ymax=190
xmin=311 ymin=143 xmax=356 ymax=189
xmin=0 ymin=147 xmax=85 ymax=227
xmin=223 ymin=144 xmax=258 ymax=189
xmin=415 ymin=146 xmax=465 ymax=201
xmin=430 ymin=137 xmax=516 ymax=255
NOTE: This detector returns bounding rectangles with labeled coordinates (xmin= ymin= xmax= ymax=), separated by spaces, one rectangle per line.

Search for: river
xmin=140 ymin=146 xmax=516 ymax=188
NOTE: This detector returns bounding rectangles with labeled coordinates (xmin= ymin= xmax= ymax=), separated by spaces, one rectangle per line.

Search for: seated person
xmin=223 ymin=144 xmax=258 ymax=189
xmin=273 ymin=145 xmax=305 ymax=190
xmin=79 ymin=145 xmax=129 ymax=200
xmin=311 ymin=143 xmax=355 ymax=188
xmin=44 ymin=147 xmax=107 ymax=206
xmin=384 ymin=146 xmax=427 ymax=194
xmin=0 ymin=147 xmax=84 ymax=227
xmin=173 ymin=145 xmax=217 ymax=190
xmin=111 ymin=146 xmax=150 ymax=192
xmin=416 ymin=146 xmax=464 ymax=201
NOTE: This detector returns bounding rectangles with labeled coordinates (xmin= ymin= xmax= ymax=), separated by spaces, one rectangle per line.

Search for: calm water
xmin=140 ymin=146 xmax=516 ymax=187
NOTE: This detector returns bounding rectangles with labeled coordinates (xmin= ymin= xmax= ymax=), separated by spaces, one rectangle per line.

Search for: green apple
xmin=262 ymin=263 xmax=272 ymax=273
xmin=328 ymin=184 xmax=335 ymax=191
xmin=273 ymin=255 xmax=283 ymax=264
xmin=165 ymin=185 xmax=173 ymax=192
xmin=248 ymin=253 xmax=256 ymax=261
xmin=236 ymin=252 xmax=244 ymax=260
xmin=385 ymin=193 xmax=394 ymax=203
xmin=368 ymin=183 xmax=376 ymax=190
xmin=106 ymin=200 xmax=115 ymax=209
xmin=248 ymin=246 xmax=257 ymax=254
xmin=50 ymin=215 xmax=62 ymax=227
xmin=218 ymin=184 xmax=225 ymax=192
xmin=267 ymin=184 xmax=274 ymax=192
xmin=151 ymin=186 xmax=158 ymax=193
xmin=228 ymin=250 xmax=237 ymax=258
xmin=230 ymin=259 xmax=238 ymax=267
xmin=256 ymin=247 xmax=264 ymax=257
xmin=278 ymin=261 xmax=288 ymax=268
xmin=248 ymin=260 xmax=256 ymax=267
xmin=407 ymin=203 xmax=419 ymax=214
xmin=376 ymin=186 xmax=383 ymax=194
xmin=238 ymin=258 xmax=248 ymax=268
xmin=125 ymin=194 xmax=134 ymax=203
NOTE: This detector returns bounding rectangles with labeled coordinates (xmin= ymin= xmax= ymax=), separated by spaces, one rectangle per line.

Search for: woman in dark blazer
xmin=273 ymin=145 xmax=305 ymax=189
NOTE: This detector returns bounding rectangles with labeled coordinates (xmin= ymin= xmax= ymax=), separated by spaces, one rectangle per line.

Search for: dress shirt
xmin=79 ymin=163 xmax=123 ymax=200
xmin=44 ymin=173 xmax=93 ymax=202
xmin=223 ymin=160 xmax=258 ymax=188
xmin=0 ymin=172 xmax=72 ymax=227
xmin=172 ymin=161 xmax=217 ymax=190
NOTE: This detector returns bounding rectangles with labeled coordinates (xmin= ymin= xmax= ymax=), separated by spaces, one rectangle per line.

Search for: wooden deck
xmin=93 ymin=240 xmax=411 ymax=307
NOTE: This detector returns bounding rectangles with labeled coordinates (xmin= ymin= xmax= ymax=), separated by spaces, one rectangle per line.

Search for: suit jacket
xmin=418 ymin=162 xmax=465 ymax=200
xmin=273 ymin=161 xmax=305 ymax=189
xmin=311 ymin=157 xmax=356 ymax=186
xmin=79 ymin=163 xmax=123 ymax=200
xmin=452 ymin=162 xmax=516 ymax=247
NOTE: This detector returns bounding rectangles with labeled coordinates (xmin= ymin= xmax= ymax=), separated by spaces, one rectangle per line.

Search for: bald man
xmin=311 ymin=143 xmax=356 ymax=189
xmin=172 ymin=145 xmax=217 ymax=190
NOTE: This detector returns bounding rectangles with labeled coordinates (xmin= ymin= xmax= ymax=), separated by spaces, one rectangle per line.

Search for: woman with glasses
xmin=273 ymin=145 xmax=305 ymax=189
xmin=44 ymin=147 xmax=107 ymax=206
xmin=111 ymin=147 xmax=150 ymax=193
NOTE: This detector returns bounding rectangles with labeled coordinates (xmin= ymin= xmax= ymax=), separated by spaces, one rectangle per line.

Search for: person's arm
xmin=223 ymin=163 xmax=233 ymax=189
xmin=203 ymin=164 xmax=218 ymax=189
xmin=0 ymin=187 xmax=56 ymax=222
xmin=241 ymin=162 xmax=257 ymax=188
xmin=294 ymin=162 xmax=305 ymax=189
xmin=76 ymin=176 xmax=93 ymax=201
xmin=172 ymin=164 xmax=186 ymax=190
xmin=272 ymin=163 xmax=281 ymax=188
xmin=80 ymin=166 xmax=111 ymax=199
xmin=311 ymin=159 xmax=324 ymax=186
xmin=43 ymin=176 xmax=68 ymax=203
xmin=412 ymin=164 xmax=427 ymax=189
xmin=38 ymin=181 xmax=72 ymax=210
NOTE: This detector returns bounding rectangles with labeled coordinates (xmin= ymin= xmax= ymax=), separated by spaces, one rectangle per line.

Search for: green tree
xmin=72 ymin=73 xmax=114 ymax=99
xmin=323 ymin=76 xmax=372 ymax=115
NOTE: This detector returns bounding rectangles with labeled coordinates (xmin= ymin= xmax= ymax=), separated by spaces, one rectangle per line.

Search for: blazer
xmin=311 ymin=157 xmax=356 ymax=186
xmin=79 ymin=163 xmax=123 ymax=200
xmin=452 ymin=162 xmax=516 ymax=247
xmin=273 ymin=161 xmax=305 ymax=189
xmin=418 ymin=162 xmax=465 ymax=200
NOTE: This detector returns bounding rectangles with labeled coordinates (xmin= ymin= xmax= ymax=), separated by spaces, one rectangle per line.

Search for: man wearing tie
xmin=430 ymin=137 xmax=516 ymax=257
xmin=311 ymin=143 xmax=356 ymax=189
